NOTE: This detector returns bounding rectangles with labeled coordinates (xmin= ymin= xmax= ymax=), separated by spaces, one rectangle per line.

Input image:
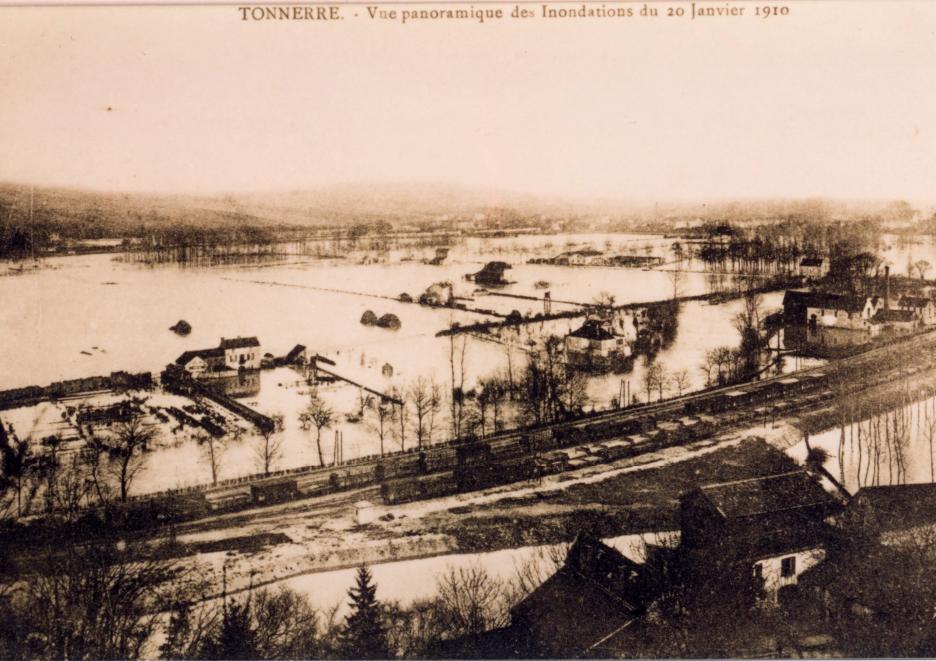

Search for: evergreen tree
xmin=202 ymin=596 xmax=259 ymax=660
xmin=340 ymin=565 xmax=390 ymax=660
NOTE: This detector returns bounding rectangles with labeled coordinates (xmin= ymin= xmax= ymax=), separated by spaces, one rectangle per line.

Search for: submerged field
xmin=0 ymin=233 xmax=801 ymax=495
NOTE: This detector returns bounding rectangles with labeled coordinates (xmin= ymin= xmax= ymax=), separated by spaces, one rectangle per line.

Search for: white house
xmin=752 ymin=548 xmax=827 ymax=604
xmin=679 ymin=471 xmax=841 ymax=605
xmin=805 ymin=294 xmax=883 ymax=332
xmin=798 ymin=257 xmax=830 ymax=279
xmin=565 ymin=318 xmax=630 ymax=359
xmin=220 ymin=337 xmax=261 ymax=370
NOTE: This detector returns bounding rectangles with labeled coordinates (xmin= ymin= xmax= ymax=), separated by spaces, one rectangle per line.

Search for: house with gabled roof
xmin=175 ymin=336 xmax=261 ymax=376
xmin=219 ymin=336 xmax=261 ymax=370
xmin=679 ymin=470 xmax=843 ymax=603
xmin=798 ymin=256 xmax=829 ymax=279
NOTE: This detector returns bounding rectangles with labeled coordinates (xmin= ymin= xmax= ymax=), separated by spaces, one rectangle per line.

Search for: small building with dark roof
xmin=508 ymin=534 xmax=649 ymax=658
xmin=470 ymin=261 xmax=512 ymax=286
xmin=798 ymin=256 xmax=829 ymax=279
xmin=871 ymin=307 xmax=918 ymax=333
xmin=174 ymin=347 xmax=225 ymax=376
xmin=284 ymin=344 xmax=308 ymax=365
xmin=898 ymin=295 xmax=936 ymax=325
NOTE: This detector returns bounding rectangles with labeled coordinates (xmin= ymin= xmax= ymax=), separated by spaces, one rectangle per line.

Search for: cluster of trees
xmin=0 ymin=525 xmax=565 ymax=661
xmin=700 ymin=292 xmax=769 ymax=387
xmin=692 ymin=218 xmax=883 ymax=277
xmin=639 ymin=363 xmax=692 ymax=404
xmin=0 ymin=398 xmax=159 ymax=521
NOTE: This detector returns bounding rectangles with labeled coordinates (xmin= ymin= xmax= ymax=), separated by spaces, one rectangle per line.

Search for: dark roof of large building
xmin=800 ymin=257 xmax=826 ymax=267
xmin=175 ymin=347 xmax=223 ymax=365
xmin=219 ymin=336 xmax=260 ymax=350
xmin=693 ymin=470 xmax=838 ymax=520
xmin=849 ymin=483 xmax=936 ymax=532
xmin=783 ymin=290 xmax=873 ymax=314
xmin=899 ymin=295 xmax=932 ymax=309
xmin=872 ymin=308 xmax=916 ymax=323
xmin=568 ymin=319 xmax=616 ymax=341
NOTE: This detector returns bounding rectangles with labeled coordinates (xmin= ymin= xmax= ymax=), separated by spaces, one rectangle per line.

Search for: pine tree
xmin=340 ymin=565 xmax=390 ymax=660
xmin=159 ymin=601 xmax=193 ymax=660
xmin=201 ymin=596 xmax=259 ymax=660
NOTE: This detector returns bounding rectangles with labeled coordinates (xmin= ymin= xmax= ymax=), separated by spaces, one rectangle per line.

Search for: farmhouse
xmin=679 ymin=470 xmax=841 ymax=604
xmin=219 ymin=336 xmax=261 ymax=370
xmin=175 ymin=347 xmax=225 ymax=376
xmin=175 ymin=336 xmax=262 ymax=376
xmin=565 ymin=318 xmax=630 ymax=359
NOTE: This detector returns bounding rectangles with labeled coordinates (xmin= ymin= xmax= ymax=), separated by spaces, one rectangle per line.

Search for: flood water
xmin=0 ymin=234 xmax=796 ymax=493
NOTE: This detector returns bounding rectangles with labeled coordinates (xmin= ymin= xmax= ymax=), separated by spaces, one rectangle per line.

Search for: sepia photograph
xmin=2 ymin=0 xmax=936 ymax=657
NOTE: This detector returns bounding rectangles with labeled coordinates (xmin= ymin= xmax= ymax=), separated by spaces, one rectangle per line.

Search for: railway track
xmin=179 ymin=327 xmax=936 ymax=513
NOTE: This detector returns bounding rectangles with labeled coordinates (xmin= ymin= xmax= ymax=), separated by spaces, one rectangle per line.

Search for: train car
xmin=600 ymin=438 xmax=636 ymax=460
xmin=419 ymin=447 xmax=458 ymax=474
xmin=541 ymin=449 xmax=569 ymax=472
xmin=419 ymin=471 xmax=458 ymax=499
xmin=583 ymin=443 xmax=608 ymax=457
xmin=627 ymin=434 xmax=652 ymax=453
xmin=521 ymin=428 xmax=558 ymax=453
xmin=380 ymin=452 xmax=422 ymax=480
xmin=251 ymin=479 xmax=299 ymax=505
xmin=205 ymin=486 xmax=252 ymax=511
xmin=296 ymin=470 xmax=334 ymax=496
xmin=655 ymin=421 xmax=682 ymax=447
xmin=381 ymin=477 xmax=420 ymax=504
xmin=555 ymin=425 xmax=588 ymax=447
xmin=340 ymin=462 xmax=378 ymax=488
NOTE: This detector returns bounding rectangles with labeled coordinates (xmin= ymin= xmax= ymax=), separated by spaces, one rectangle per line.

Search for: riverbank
xmin=157 ymin=422 xmax=802 ymax=600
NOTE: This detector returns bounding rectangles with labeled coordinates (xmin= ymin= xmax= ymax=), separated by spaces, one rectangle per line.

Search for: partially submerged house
xmin=175 ymin=336 xmax=262 ymax=377
xmin=219 ymin=337 xmax=261 ymax=370
xmin=783 ymin=290 xmax=887 ymax=348
xmin=429 ymin=247 xmax=449 ymax=265
xmin=565 ymin=317 xmax=633 ymax=370
xmin=469 ymin=261 xmax=512 ymax=286
xmin=420 ymin=281 xmax=454 ymax=306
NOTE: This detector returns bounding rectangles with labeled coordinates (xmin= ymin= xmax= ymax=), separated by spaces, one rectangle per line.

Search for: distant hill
xmin=0 ymin=180 xmax=923 ymax=242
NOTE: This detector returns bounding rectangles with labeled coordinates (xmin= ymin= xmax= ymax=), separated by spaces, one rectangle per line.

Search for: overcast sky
xmin=1 ymin=2 xmax=935 ymax=202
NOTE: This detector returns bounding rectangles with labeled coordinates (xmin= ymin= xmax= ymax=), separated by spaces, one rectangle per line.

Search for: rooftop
xmin=694 ymin=470 xmax=838 ymax=520
xmin=873 ymin=308 xmax=916 ymax=323
xmin=568 ymin=319 xmax=616 ymax=341
xmin=784 ymin=290 xmax=871 ymax=314
xmin=175 ymin=347 xmax=223 ymax=365
xmin=850 ymin=483 xmax=936 ymax=532
xmin=219 ymin=336 xmax=261 ymax=349
xmin=899 ymin=295 xmax=933 ymax=308
xmin=510 ymin=535 xmax=647 ymax=656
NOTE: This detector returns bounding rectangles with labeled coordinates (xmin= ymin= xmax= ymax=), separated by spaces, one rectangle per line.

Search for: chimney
xmin=885 ymin=265 xmax=890 ymax=310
